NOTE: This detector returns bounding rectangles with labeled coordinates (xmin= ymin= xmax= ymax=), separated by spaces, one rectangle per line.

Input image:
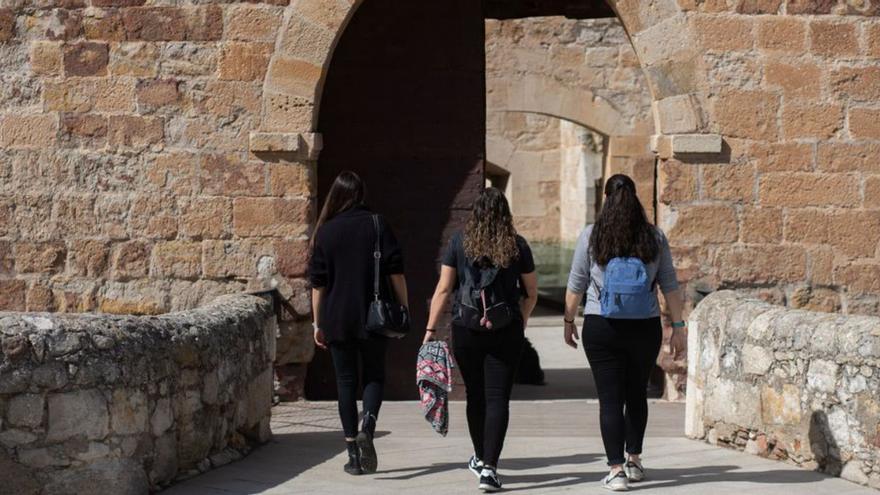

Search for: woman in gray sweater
xmin=563 ymin=174 xmax=686 ymax=492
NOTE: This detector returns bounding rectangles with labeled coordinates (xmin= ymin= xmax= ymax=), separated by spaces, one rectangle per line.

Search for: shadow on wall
xmin=809 ymin=410 xmax=843 ymax=477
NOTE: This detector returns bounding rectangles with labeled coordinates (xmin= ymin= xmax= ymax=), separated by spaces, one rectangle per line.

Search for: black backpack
xmin=458 ymin=259 xmax=514 ymax=331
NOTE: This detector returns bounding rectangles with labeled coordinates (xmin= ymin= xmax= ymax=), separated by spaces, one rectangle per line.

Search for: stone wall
xmin=654 ymin=3 xmax=880 ymax=318
xmin=686 ymin=291 xmax=880 ymax=489
xmin=0 ymin=1 xmax=309 ymax=315
xmin=0 ymin=293 xmax=276 ymax=494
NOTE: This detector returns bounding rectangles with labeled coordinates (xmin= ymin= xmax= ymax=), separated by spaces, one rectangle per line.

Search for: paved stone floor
xmin=166 ymin=313 xmax=875 ymax=494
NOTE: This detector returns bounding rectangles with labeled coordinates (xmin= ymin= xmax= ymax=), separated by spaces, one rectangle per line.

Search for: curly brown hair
xmin=463 ymin=187 xmax=520 ymax=268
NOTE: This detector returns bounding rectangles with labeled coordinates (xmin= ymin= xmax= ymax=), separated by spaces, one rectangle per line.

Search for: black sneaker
xmin=479 ymin=467 xmax=502 ymax=492
xmin=357 ymin=413 xmax=378 ymax=474
xmin=344 ymin=441 xmax=362 ymax=476
xmin=468 ymin=454 xmax=484 ymax=478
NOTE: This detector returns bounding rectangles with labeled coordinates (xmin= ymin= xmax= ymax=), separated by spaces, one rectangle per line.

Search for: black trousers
xmin=329 ymin=335 xmax=387 ymax=438
xmin=452 ymin=321 xmax=525 ymax=467
xmin=582 ymin=315 xmax=662 ymax=466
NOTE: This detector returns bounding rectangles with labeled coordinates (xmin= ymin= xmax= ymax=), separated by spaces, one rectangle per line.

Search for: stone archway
xmin=257 ymin=0 xmax=727 ymax=400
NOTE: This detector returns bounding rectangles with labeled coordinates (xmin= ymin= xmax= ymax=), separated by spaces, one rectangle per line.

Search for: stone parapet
xmin=686 ymin=291 xmax=880 ymax=489
xmin=0 ymin=293 xmax=276 ymax=494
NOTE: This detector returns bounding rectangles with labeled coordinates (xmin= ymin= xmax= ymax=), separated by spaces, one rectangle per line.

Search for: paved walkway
xmin=165 ymin=313 xmax=874 ymax=494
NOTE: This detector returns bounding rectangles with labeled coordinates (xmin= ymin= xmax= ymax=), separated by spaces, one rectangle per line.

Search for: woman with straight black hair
xmin=563 ymin=174 xmax=686 ymax=492
xmin=423 ymin=187 xmax=539 ymax=493
xmin=308 ymin=171 xmax=408 ymax=476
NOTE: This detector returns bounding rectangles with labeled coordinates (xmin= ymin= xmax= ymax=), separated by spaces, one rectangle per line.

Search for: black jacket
xmin=308 ymin=205 xmax=404 ymax=343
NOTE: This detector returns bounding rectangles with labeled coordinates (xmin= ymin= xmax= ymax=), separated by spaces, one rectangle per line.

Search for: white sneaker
xmin=479 ymin=467 xmax=502 ymax=492
xmin=624 ymin=459 xmax=645 ymax=482
xmin=602 ymin=470 xmax=629 ymax=491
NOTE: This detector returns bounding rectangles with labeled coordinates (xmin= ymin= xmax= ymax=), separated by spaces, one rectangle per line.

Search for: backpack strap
xmin=372 ymin=214 xmax=381 ymax=302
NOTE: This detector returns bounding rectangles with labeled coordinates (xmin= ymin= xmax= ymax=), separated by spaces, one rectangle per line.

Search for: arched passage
xmin=263 ymin=0 xmax=717 ymax=400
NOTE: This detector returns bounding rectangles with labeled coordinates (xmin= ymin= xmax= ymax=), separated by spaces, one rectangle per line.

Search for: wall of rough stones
xmin=686 ymin=291 xmax=880 ymax=489
xmin=0 ymin=1 xmax=308 ymax=316
xmin=0 ymin=293 xmax=276 ymax=494
xmin=652 ymin=2 xmax=880 ymax=318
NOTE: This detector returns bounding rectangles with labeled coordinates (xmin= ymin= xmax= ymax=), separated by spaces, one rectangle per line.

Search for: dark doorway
xmin=306 ymin=0 xmax=486 ymax=400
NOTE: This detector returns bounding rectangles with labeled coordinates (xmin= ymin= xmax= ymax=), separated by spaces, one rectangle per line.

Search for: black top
xmin=308 ymin=205 xmax=404 ymax=343
xmin=441 ymin=231 xmax=535 ymax=325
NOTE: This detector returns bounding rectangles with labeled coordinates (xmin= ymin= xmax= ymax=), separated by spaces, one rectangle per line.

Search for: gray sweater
xmin=566 ymin=225 xmax=679 ymax=317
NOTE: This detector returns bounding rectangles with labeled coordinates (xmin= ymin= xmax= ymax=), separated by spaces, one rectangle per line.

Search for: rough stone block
xmin=756 ymin=17 xmax=807 ymax=53
xmin=807 ymin=359 xmax=839 ymax=393
xmin=110 ymin=241 xmax=151 ymax=281
xmin=701 ymin=163 xmax=755 ymax=202
xmin=261 ymin=92 xmax=314 ymax=132
xmin=714 ymin=245 xmax=806 ymax=284
xmin=232 ymin=198 xmax=310 ymax=238
xmin=110 ymin=389 xmax=148 ymax=435
xmin=810 ymin=20 xmax=858 ymax=57
xmin=741 ymin=207 xmax=782 ymax=243
xmin=713 ymin=90 xmax=779 ymax=140
xmin=47 ymin=390 xmax=109 ymax=442
xmin=817 ymin=142 xmax=880 ymax=173
xmin=108 ymin=115 xmax=164 ymax=148
xmin=109 ymin=42 xmax=158 ymax=77
xmin=183 ymin=6 xmax=223 ymax=42
xmin=742 ymin=344 xmax=773 ymax=375
xmin=848 ymin=108 xmax=880 ymax=140
xmin=44 ymin=79 xmax=136 ymax=113
xmin=178 ymin=197 xmax=230 ymax=240
xmin=136 ymin=78 xmax=179 ymax=110
xmin=14 ymin=242 xmax=66 ymax=274
xmin=8 ymin=394 xmax=44 ymax=429
xmin=759 ymin=173 xmax=860 ymax=208
xmin=63 ymin=42 xmax=109 ymax=77
xmin=653 ymin=95 xmax=701 ymax=134
xmin=750 ymin=142 xmax=813 ymax=172
xmin=98 ymin=280 xmax=167 ymax=315
xmin=667 ymin=204 xmax=739 ymax=245
xmin=692 ymin=15 xmax=753 ymax=51
xmin=41 ymin=459 xmax=149 ymax=495
xmin=834 ymin=263 xmax=880 ymax=295
xmin=129 ymin=195 xmax=178 ymax=239
xmin=83 ymin=8 xmax=126 ymax=41
xmin=672 ymin=134 xmax=722 ymax=154
xmin=227 ymin=5 xmax=284 ymax=42
xmin=218 ymin=42 xmax=273 ymax=81
xmin=787 ymin=0 xmax=836 ymax=14
xmin=0 ymin=8 xmax=14 ymax=41
xmin=61 ymin=114 xmax=109 ymax=147
xmin=202 ymin=240 xmax=274 ymax=279
xmin=199 ymin=154 xmax=266 ymax=197
xmin=764 ymin=60 xmax=820 ymax=98
xmin=831 ymin=66 xmax=880 ymax=102
xmin=151 ymin=241 xmax=201 ymax=280
xmin=264 ymin=56 xmax=322 ymax=98
xmin=122 ymin=7 xmax=186 ymax=41
xmin=657 ymin=159 xmax=697 ymax=203
xmin=782 ymin=102 xmax=843 ymax=139
xmin=0 ymin=115 xmax=58 ymax=149
xmin=31 ymin=41 xmax=63 ymax=76
xmin=68 ymin=240 xmax=109 ymax=278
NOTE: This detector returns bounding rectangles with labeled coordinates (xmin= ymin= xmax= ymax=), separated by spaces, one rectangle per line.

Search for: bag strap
xmin=372 ymin=214 xmax=381 ymax=302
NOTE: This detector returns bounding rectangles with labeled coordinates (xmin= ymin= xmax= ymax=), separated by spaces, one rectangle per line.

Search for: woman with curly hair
xmin=423 ymin=187 xmax=538 ymax=492
xmin=563 ymin=174 xmax=685 ymax=492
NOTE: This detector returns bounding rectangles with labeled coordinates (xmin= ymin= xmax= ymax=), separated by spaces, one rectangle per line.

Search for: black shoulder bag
xmin=365 ymin=215 xmax=410 ymax=338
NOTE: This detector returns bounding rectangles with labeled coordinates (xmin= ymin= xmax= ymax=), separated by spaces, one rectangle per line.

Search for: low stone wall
xmin=0 ymin=293 xmax=276 ymax=494
xmin=686 ymin=291 xmax=880 ymax=489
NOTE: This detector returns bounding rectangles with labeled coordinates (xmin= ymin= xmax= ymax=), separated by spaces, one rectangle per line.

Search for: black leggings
xmin=329 ymin=335 xmax=387 ymax=438
xmin=452 ymin=322 xmax=525 ymax=468
xmin=582 ymin=315 xmax=662 ymax=466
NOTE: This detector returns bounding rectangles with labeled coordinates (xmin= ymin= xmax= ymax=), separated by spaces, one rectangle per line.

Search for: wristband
xmin=671 ymin=320 xmax=687 ymax=329
xmin=564 ymin=318 xmax=575 ymax=324
xmin=425 ymin=328 xmax=436 ymax=332
xmin=312 ymin=322 xmax=320 ymax=331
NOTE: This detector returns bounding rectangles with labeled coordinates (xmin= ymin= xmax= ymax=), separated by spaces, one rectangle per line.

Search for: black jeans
xmin=329 ymin=335 xmax=387 ymax=438
xmin=582 ymin=315 xmax=662 ymax=466
xmin=452 ymin=321 xmax=525 ymax=467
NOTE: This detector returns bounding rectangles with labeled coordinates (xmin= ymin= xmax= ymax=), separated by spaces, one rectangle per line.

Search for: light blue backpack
xmin=599 ymin=257 xmax=655 ymax=319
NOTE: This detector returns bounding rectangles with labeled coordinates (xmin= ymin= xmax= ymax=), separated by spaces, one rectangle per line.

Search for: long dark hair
xmin=464 ymin=187 xmax=519 ymax=268
xmin=590 ymin=174 xmax=658 ymax=265
xmin=312 ymin=171 xmax=366 ymax=247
